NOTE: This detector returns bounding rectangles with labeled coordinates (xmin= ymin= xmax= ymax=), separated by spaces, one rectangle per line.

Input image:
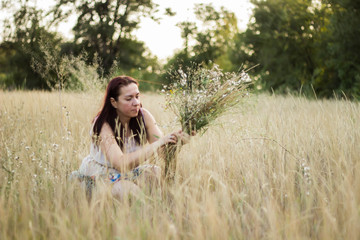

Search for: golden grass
xmin=1 ymin=90 xmax=359 ymax=239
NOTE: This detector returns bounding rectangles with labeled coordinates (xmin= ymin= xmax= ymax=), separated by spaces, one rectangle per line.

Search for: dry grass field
xmin=1 ymin=90 xmax=359 ymax=239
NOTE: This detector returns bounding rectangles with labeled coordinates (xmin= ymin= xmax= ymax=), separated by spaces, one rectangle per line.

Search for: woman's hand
xmin=159 ymin=132 xmax=179 ymax=145
xmin=174 ymin=130 xmax=196 ymax=145
xmin=159 ymin=130 xmax=196 ymax=146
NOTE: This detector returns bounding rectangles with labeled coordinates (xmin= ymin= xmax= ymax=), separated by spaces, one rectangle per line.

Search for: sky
xmin=2 ymin=0 xmax=254 ymax=61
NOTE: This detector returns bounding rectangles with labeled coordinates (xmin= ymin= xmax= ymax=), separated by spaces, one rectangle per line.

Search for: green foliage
xmin=0 ymin=4 xmax=62 ymax=89
xmin=32 ymin=42 xmax=161 ymax=92
xmin=0 ymin=0 xmax=161 ymax=91
xmin=234 ymin=0 xmax=316 ymax=93
xmin=32 ymin=44 xmax=107 ymax=92
xmin=55 ymin=0 xmax=162 ymax=91
xmin=109 ymin=58 xmax=163 ymax=92
xmin=1 ymin=0 xmax=359 ymax=98
xmin=313 ymin=0 xmax=360 ymax=99
xmin=54 ymin=0 xmax=159 ymax=75
xmin=233 ymin=0 xmax=360 ymax=99
xmin=163 ymin=4 xmax=239 ymax=85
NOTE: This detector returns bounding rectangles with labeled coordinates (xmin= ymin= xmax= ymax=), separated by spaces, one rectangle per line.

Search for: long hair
xmin=92 ymin=76 xmax=146 ymax=150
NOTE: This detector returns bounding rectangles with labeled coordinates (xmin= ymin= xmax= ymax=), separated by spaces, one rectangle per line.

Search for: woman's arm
xmin=142 ymin=108 xmax=165 ymax=143
xmin=142 ymin=108 xmax=193 ymax=144
xmin=99 ymin=122 xmax=176 ymax=172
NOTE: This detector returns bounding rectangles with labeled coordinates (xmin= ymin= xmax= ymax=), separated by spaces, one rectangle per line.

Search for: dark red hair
xmin=92 ymin=76 xmax=146 ymax=150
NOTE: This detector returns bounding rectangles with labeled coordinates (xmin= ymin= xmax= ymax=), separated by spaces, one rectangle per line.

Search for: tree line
xmin=0 ymin=0 xmax=359 ymax=99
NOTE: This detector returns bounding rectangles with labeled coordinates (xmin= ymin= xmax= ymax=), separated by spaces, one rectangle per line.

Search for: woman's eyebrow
xmin=124 ymin=92 xmax=140 ymax=97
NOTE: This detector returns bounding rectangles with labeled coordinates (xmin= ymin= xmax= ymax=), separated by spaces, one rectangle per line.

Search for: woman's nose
xmin=133 ymin=98 xmax=140 ymax=105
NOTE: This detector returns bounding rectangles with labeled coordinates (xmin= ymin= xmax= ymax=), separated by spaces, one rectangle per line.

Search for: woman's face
xmin=111 ymin=83 xmax=140 ymax=120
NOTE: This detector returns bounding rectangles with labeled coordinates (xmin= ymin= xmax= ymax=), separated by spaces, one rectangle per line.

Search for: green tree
xmin=164 ymin=4 xmax=239 ymax=84
xmin=54 ymin=0 xmax=159 ymax=74
xmin=233 ymin=0 xmax=316 ymax=93
xmin=0 ymin=0 xmax=163 ymax=90
xmin=313 ymin=0 xmax=360 ymax=98
xmin=194 ymin=4 xmax=238 ymax=71
xmin=232 ymin=0 xmax=360 ymax=99
xmin=0 ymin=2 xmax=61 ymax=89
xmin=163 ymin=21 xmax=197 ymax=84
xmin=176 ymin=21 xmax=197 ymax=60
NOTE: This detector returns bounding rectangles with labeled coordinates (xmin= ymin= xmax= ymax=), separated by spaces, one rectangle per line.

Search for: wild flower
xmin=162 ymin=64 xmax=251 ymax=180
xmin=164 ymin=64 xmax=250 ymax=134
xmin=300 ymin=159 xmax=311 ymax=185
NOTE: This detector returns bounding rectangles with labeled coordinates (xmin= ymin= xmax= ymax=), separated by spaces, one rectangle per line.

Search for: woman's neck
xmin=117 ymin=111 xmax=131 ymax=127
xmin=119 ymin=119 xmax=130 ymax=127
xmin=118 ymin=118 xmax=131 ymax=138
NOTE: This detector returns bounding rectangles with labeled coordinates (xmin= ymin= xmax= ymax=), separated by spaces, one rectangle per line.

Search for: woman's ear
xmin=110 ymin=97 xmax=117 ymax=109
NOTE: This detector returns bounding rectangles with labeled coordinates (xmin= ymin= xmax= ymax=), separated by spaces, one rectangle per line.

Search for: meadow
xmin=0 ymin=90 xmax=359 ymax=239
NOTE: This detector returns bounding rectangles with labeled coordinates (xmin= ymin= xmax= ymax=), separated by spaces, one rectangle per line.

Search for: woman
xmin=78 ymin=76 xmax=188 ymax=199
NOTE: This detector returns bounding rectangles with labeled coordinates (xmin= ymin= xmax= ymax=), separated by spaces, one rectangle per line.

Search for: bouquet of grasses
xmin=162 ymin=64 xmax=251 ymax=181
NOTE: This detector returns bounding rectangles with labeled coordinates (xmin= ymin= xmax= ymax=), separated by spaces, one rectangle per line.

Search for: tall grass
xmin=1 ymin=91 xmax=359 ymax=239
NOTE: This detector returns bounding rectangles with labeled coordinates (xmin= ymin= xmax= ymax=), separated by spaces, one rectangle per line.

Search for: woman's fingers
xmin=163 ymin=129 xmax=195 ymax=145
xmin=173 ymin=131 xmax=190 ymax=144
xmin=170 ymin=134 xmax=177 ymax=143
xmin=166 ymin=133 xmax=177 ymax=144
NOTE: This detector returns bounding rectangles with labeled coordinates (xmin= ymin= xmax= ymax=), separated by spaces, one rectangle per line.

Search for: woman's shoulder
xmin=100 ymin=121 xmax=113 ymax=133
xmin=139 ymin=108 xmax=163 ymax=142
xmin=140 ymin=107 xmax=151 ymax=116
xmin=91 ymin=116 xmax=112 ymax=134
xmin=140 ymin=108 xmax=156 ymax=124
